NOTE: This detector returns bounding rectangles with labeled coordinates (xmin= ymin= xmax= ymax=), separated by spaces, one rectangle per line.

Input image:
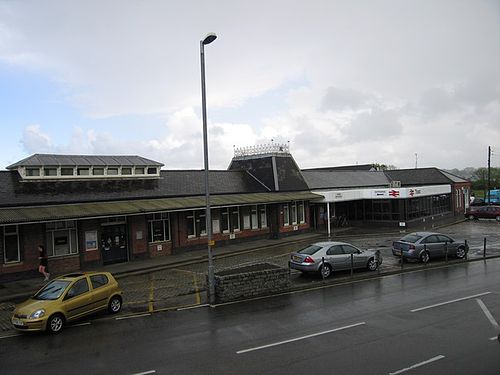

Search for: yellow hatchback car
xmin=11 ymin=271 xmax=123 ymax=333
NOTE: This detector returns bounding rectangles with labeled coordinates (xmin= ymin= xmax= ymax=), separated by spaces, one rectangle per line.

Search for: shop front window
xmin=3 ymin=225 xmax=20 ymax=263
xmin=46 ymin=221 xmax=78 ymax=257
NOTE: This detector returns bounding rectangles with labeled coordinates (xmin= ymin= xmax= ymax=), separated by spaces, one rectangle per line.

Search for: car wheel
xmin=468 ymin=215 xmax=475 ymax=220
xmin=456 ymin=246 xmax=466 ymax=259
xmin=319 ymin=264 xmax=332 ymax=278
xmin=367 ymin=258 xmax=378 ymax=271
xmin=108 ymin=295 xmax=122 ymax=314
xmin=47 ymin=313 xmax=64 ymax=334
xmin=419 ymin=251 xmax=430 ymax=264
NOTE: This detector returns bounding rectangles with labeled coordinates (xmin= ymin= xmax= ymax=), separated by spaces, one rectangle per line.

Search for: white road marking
xmin=131 ymin=371 xmax=156 ymax=375
xmin=411 ymin=292 xmax=491 ymax=312
xmin=69 ymin=322 xmax=91 ymax=328
xmin=116 ymin=313 xmax=151 ymax=321
xmin=489 ymin=336 xmax=498 ymax=341
xmin=476 ymin=299 xmax=499 ymax=328
xmin=177 ymin=303 xmax=209 ymax=311
xmin=236 ymin=322 xmax=366 ymax=354
xmin=0 ymin=333 xmax=23 ymax=339
xmin=389 ymin=355 xmax=445 ymax=375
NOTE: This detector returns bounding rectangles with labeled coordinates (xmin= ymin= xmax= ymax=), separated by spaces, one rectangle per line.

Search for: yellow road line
xmin=192 ymin=273 xmax=201 ymax=305
xmin=148 ymin=274 xmax=155 ymax=313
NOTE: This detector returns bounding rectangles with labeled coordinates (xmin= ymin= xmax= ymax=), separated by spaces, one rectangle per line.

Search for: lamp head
xmin=202 ymin=33 xmax=217 ymax=45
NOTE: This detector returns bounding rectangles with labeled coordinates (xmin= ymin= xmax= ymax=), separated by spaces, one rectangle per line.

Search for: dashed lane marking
xmin=0 ymin=333 xmax=23 ymax=339
xmin=389 ymin=355 xmax=445 ymax=375
xmin=410 ymin=292 xmax=491 ymax=312
xmin=236 ymin=322 xmax=365 ymax=354
xmin=131 ymin=370 xmax=156 ymax=375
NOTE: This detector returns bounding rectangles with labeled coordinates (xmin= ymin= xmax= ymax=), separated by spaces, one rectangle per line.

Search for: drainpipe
xmin=327 ymin=202 xmax=331 ymax=238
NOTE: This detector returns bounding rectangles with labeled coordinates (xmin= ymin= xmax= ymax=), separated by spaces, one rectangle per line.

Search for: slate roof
xmin=301 ymin=170 xmax=390 ymax=190
xmin=6 ymin=154 xmax=163 ymax=169
xmin=302 ymin=164 xmax=377 ymax=172
xmin=0 ymin=169 xmax=269 ymax=208
xmin=0 ymin=191 xmax=323 ymax=225
xmin=440 ymin=170 xmax=469 ymax=183
xmin=228 ymin=154 xmax=309 ymax=192
xmin=383 ymin=168 xmax=466 ymax=186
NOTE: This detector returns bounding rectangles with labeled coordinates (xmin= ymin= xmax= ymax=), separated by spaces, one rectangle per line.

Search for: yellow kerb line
xmin=193 ymin=273 xmax=201 ymax=305
xmin=148 ymin=274 xmax=155 ymax=313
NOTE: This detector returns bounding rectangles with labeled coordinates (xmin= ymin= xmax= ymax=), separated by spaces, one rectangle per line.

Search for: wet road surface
xmin=1 ymin=254 xmax=500 ymax=374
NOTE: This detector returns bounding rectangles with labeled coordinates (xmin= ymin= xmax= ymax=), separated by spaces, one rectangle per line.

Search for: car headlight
xmin=29 ymin=309 xmax=46 ymax=319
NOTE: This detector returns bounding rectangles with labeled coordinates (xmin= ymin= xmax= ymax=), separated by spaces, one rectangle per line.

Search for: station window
xmin=147 ymin=212 xmax=170 ymax=243
xmin=26 ymin=168 xmax=40 ymax=177
xmin=61 ymin=167 xmax=74 ymax=176
xmin=44 ymin=168 xmax=57 ymax=177
xmin=93 ymin=168 xmax=104 ymax=176
xmin=77 ymin=168 xmax=90 ymax=176
xmin=121 ymin=167 xmax=132 ymax=175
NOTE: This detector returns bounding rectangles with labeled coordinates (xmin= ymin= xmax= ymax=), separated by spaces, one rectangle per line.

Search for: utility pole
xmin=487 ymin=146 xmax=491 ymax=203
xmin=415 ymin=153 xmax=418 ymax=169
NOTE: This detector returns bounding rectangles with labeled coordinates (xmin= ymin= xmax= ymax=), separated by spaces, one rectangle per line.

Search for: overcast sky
xmin=0 ymin=0 xmax=499 ymax=171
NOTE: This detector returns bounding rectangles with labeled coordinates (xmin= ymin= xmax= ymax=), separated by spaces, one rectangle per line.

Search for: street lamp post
xmin=200 ymin=32 xmax=217 ymax=305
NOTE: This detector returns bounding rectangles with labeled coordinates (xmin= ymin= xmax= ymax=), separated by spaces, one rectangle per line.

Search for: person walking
xmin=38 ymin=245 xmax=50 ymax=281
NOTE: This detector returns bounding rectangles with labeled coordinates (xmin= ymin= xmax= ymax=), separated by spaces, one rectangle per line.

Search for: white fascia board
xmin=315 ymin=185 xmax=452 ymax=202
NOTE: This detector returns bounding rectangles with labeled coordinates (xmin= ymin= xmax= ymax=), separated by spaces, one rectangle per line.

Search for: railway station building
xmin=0 ymin=144 xmax=470 ymax=279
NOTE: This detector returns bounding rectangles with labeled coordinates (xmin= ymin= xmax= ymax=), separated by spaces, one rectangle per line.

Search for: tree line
xmin=446 ymin=167 xmax=500 ymax=191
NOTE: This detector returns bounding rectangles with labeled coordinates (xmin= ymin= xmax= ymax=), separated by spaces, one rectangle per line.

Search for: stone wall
xmin=213 ymin=263 xmax=290 ymax=304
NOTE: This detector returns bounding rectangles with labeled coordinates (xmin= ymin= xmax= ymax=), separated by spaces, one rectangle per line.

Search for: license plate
xmin=12 ymin=318 xmax=24 ymax=326
xmin=292 ymin=256 xmax=302 ymax=262
xmin=394 ymin=250 xmax=401 ymax=256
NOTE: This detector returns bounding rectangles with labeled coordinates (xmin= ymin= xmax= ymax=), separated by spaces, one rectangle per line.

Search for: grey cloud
xmin=417 ymin=78 xmax=500 ymax=118
xmin=321 ymin=87 xmax=375 ymax=111
xmin=347 ymin=109 xmax=402 ymax=141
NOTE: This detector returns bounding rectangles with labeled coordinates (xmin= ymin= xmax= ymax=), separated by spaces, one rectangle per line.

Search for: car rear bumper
xmin=392 ymin=249 xmax=419 ymax=260
xmin=289 ymin=261 xmax=318 ymax=273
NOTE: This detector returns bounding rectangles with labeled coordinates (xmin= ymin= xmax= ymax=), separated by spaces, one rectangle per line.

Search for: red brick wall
xmin=1 ymin=223 xmax=81 ymax=276
xmin=148 ymin=241 xmax=173 ymax=257
xmin=452 ymin=182 xmax=472 ymax=214
xmin=128 ymin=215 xmax=149 ymax=257
xmin=47 ymin=256 xmax=80 ymax=274
xmin=0 ymin=223 xmax=44 ymax=275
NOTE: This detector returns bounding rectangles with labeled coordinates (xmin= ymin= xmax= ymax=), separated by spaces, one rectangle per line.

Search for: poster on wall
xmin=85 ymin=230 xmax=98 ymax=251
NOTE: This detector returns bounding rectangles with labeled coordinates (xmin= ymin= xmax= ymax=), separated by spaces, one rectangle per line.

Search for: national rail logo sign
xmin=389 ymin=190 xmax=400 ymax=197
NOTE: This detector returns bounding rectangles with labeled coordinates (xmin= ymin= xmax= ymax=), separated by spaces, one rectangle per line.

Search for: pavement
xmin=1 ymin=219 xmax=500 ymax=333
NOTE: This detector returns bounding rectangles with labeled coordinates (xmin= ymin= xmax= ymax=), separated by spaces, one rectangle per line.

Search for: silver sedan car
xmin=392 ymin=232 xmax=467 ymax=263
xmin=289 ymin=241 xmax=382 ymax=278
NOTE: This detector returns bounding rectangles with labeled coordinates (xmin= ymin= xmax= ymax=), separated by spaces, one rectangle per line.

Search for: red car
xmin=465 ymin=205 xmax=500 ymax=221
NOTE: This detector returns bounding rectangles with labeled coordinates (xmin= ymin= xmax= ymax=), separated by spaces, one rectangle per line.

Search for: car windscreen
xmin=298 ymin=245 xmax=322 ymax=255
xmin=34 ymin=280 xmax=71 ymax=300
xmin=399 ymin=234 xmax=423 ymax=243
